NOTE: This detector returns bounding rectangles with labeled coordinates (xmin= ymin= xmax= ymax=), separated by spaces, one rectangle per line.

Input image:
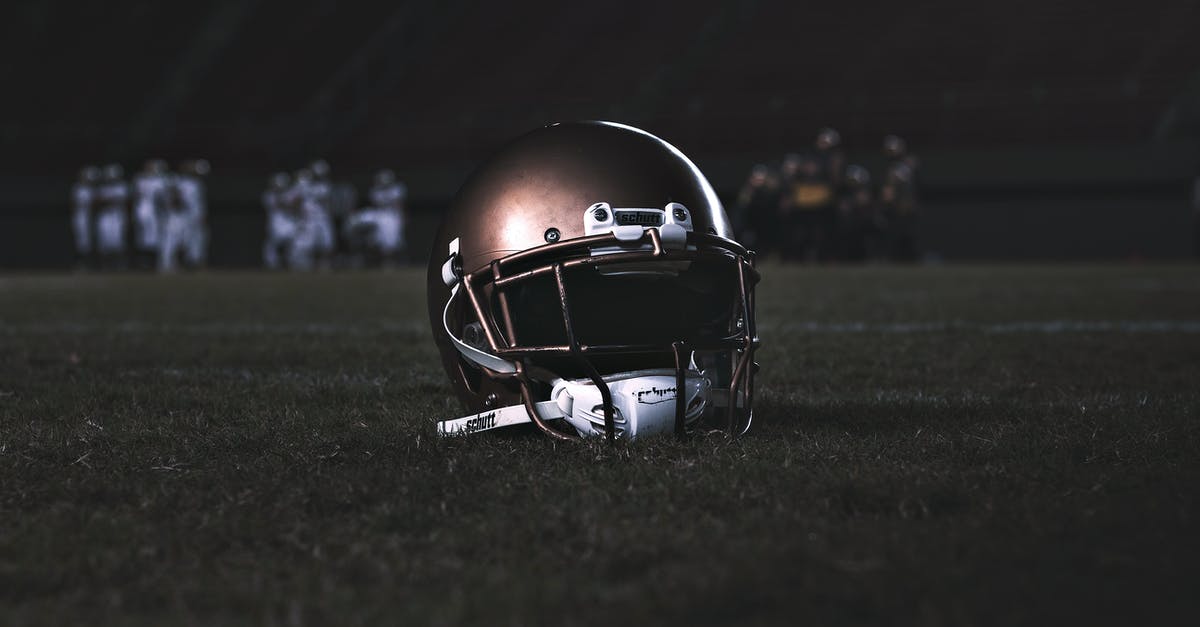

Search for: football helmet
xmin=427 ymin=121 xmax=759 ymax=441
xmin=144 ymin=159 xmax=168 ymax=175
xmin=179 ymin=159 xmax=211 ymax=177
xmin=845 ymin=164 xmax=870 ymax=187
xmin=375 ymin=168 xmax=396 ymax=186
xmin=883 ymin=135 xmax=907 ymax=159
xmin=815 ymin=127 xmax=841 ymax=151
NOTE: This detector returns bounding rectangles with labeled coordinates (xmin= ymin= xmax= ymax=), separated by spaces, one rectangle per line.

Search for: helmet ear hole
xmin=455 ymin=357 xmax=482 ymax=396
xmin=591 ymin=405 xmax=623 ymax=422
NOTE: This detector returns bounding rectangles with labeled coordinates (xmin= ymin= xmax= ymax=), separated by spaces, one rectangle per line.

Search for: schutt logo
xmin=462 ymin=411 xmax=496 ymax=433
xmin=634 ymin=386 xmax=677 ymax=404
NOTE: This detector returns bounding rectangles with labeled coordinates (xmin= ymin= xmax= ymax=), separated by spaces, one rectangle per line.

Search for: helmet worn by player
xmin=375 ymin=169 xmax=396 ymax=186
xmin=845 ymin=164 xmax=870 ymax=187
xmin=427 ymin=121 xmax=759 ymax=441
xmin=883 ymin=135 xmax=907 ymax=159
xmin=178 ymin=159 xmax=210 ymax=177
xmin=816 ymin=127 xmax=841 ymax=151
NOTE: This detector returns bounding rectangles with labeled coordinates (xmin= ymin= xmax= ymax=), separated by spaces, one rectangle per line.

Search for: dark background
xmin=3 ymin=0 xmax=1200 ymax=267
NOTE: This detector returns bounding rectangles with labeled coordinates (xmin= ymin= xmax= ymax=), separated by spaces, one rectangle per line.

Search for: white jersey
xmin=70 ymin=183 xmax=94 ymax=253
xmin=263 ymin=188 xmax=296 ymax=237
xmin=158 ymin=175 xmax=207 ymax=269
xmin=97 ymin=179 xmax=129 ymax=212
xmin=176 ymin=175 xmax=206 ymax=220
xmin=287 ymin=179 xmax=334 ymax=254
xmin=94 ymin=180 xmax=129 ymax=254
xmin=311 ymin=179 xmax=333 ymax=212
xmin=369 ymin=182 xmax=407 ymax=210
xmin=346 ymin=208 xmax=403 ymax=253
xmin=133 ymin=173 xmax=168 ymax=249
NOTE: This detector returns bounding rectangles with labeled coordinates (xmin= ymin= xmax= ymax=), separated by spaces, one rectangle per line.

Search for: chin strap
xmin=437 ymin=400 xmax=563 ymax=436
xmin=438 ymin=369 xmax=718 ymax=439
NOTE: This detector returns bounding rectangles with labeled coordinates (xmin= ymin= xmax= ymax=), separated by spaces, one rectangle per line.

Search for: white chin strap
xmin=437 ymin=369 xmax=711 ymax=439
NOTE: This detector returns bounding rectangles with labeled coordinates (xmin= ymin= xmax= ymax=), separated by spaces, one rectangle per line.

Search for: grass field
xmin=1 ymin=265 xmax=1198 ymax=626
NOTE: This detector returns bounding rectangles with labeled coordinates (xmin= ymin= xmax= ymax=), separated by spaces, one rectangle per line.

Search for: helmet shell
xmin=426 ymin=121 xmax=736 ymax=412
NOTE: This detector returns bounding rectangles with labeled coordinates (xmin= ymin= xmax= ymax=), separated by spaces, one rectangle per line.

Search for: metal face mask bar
xmin=439 ymin=204 xmax=759 ymax=441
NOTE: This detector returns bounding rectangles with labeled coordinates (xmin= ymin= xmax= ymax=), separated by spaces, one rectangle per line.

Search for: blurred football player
xmin=1192 ymin=173 xmax=1200 ymax=259
xmin=883 ymin=134 xmax=907 ymax=162
xmin=70 ymin=165 xmax=101 ymax=269
xmin=345 ymin=168 xmax=408 ymax=267
xmin=779 ymin=153 xmax=834 ymax=262
xmin=283 ymin=168 xmax=318 ymax=270
xmin=880 ymin=135 xmax=920 ymax=261
xmin=733 ymin=164 xmax=780 ymax=257
xmin=94 ymin=163 xmax=129 ymax=268
xmin=814 ymin=128 xmax=846 ymax=260
xmin=157 ymin=174 xmax=189 ymax=272
xmin=834 ymin=165 xmax=875 ymax=262
xmin=815 ymin=127 xmax=846 ymax=187
xmin=880 ymin=161 xmax=919 ymax=262
xmin=176 ymin=159 xmax=210 ymax=269
xmin=306 ymin=159 xmax=336 ymax=267
xmin=262 ymin=172 xmax=298 ymax=269
xmin=132 ymin=159 xmax=169 ymax=270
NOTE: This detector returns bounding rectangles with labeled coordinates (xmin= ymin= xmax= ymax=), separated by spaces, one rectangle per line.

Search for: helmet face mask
xmin=428 ymin=121 xmax=759 ymax=441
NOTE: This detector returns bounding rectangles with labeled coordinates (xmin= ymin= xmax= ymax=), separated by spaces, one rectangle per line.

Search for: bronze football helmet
xmin=427 ymin=121 xmax=759 ymax=440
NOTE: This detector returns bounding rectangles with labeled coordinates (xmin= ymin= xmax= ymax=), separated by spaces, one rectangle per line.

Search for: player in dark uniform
xmin=1192 ymin=174 xmax=1200 ymax=259
xmin=880 ymin=161 xmax=918 ymax=262
xmin=880 ymin=135 xmax=920 ymax=262
xmin=813 ymin=128 xmax=846 ymax=260
xmin=835 ymin=165 xmax=875 ymax=262
xmin=733 ymin=164 xmax=780 ymax=258
xmin=780 ymin=153 xmax=836 ymax=262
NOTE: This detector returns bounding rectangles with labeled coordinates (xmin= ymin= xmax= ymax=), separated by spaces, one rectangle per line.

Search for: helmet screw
xmin=544 ymin=228 xmax=561 ymax=243
xmin=673 ymin=207 xmax=688 ymax=221
xmin=592 ymin=207 xmax=609 ymax=222
xmin=484 ymin=393 xmax=498 ymax=407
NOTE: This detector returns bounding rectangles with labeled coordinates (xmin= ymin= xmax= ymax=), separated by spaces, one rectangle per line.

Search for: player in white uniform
xmin=132 ymin=159 xmax=169 ymax=269
xmin=156 ymin=160 xmax=209 ymax=272
xmin=178 ymin=159 xmax=210 ymax=269
xmin=281 ymin=168 xmax=316 ymax=270
xmin=307 ymin=160 xmax=336 ymax=267
xmin=262 ymin=172 xmax=299 ymax=269
xmin=157 ymin=174 xmax=188 ymax=272
xmin=70 ymin=165 xmax=101 ymax=269
xmin=345 ymin=169 xmax=408 ymax=267
xmin=94 ymin=164 xmax=129 ymax=268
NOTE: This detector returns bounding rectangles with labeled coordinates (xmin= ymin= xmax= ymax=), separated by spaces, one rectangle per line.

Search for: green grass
xmin=1 ymin=265 xmax=1198 ymax=626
